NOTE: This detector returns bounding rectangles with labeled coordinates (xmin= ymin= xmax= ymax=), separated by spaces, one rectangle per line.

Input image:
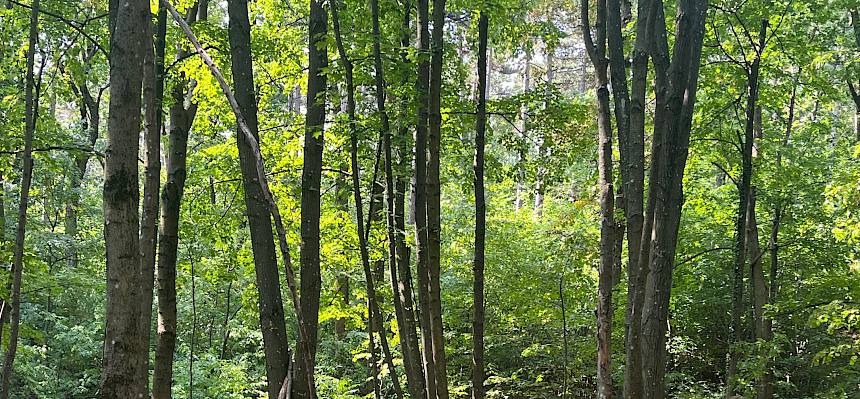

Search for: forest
xmin=0 ymin=0 xmax=858 ymax=397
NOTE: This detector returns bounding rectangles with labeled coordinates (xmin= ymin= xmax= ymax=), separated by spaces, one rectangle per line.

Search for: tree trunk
xmin=728 ymin=20 xmax=768 ymax=395
xmin=0 ymin=1 xmax=39 ymax=396
xmin=747 ymin=190 xmax=766 ymax=340
xmin=639 ymin=1 xmax=708 ymax=397
xmin=100 ymin=0 xmax=149 ymax=394
xmin=140 ymin=4 xmax=167 ymax=391
xmin=582 ymin=0 xmax=616 ymax=396
xmin=415 ymin=0 xmax=438 ymax=396
xmin=372 ymin=0 xmax=426 ymax=396
xmin=294 ymin=1 xmax=327 ymax=396
xmin=621 ymin=0 xmax=653 ymax=394
xmin=427 ymin=0 xmax=450 ymax=396
xmin=152 ymin=62 xmax=198 ymax=399
xmin=226 ymin=0 xmax=292 ymax=397
xmin=471 ymin=11 xmax=488 ymax=399
xmin=330 ymin=3 xmax=403 ymax=397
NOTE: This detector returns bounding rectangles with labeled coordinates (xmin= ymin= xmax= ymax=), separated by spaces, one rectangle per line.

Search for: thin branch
xmin=6 ymin=0 xmax=107 ymax=58
xmin=674 ymin=246 xmax=734 ymax=269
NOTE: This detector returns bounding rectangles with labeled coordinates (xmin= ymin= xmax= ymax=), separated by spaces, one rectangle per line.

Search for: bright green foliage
xmin=0 ymin=0 xmax=857 ymax=397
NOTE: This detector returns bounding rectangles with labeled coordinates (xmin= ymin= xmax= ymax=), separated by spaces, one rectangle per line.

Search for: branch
xmin=674 ymin=246 xmax=734 ymax=269
xmin=6 ymin=0 xmax=107 ymax=58
xmin=711 ymin=161 xmax=739 ymax=189
xmin=0 ymin=145 xmax=104 ymax=158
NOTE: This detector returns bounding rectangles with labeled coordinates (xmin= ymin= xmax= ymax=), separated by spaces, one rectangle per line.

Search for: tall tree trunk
xmin=140 ymin=4 xmax=167 ymax=391
xmin=152 ymin=63 xmax=198 ymax=399
xmin=622 ymin=0 xmax=655 ymax=396
xmin=639 ymin=1 xmax=708 ymax=397
xmin=728 ymin=20 xmax=768 ymax=395
xmin=294 ymin=0 xmax=328 ymax=396
xmin=100 ymin=0 xmax=150 ymax=394
xmin=398 ymin=3 xmax=427 ymax=396
xmin=755 ymin=73 xmax=797 ymax=399
xmin=415 ymin=0 xmax=438 ymax=396
xmin=370 ymin=0 xmax=425 ymax=397
xmin=152 ymin=4 xmax=205 ymax=397
xmin=370 ymin=0 xmax=426 ymax=396
xmin=426 ymin=0 xmax=450 ymax=396
xmin=330 ymin=3 xmax=403 ymax=397
xmin=0 ymin=1 xmax=39 ymax=396
xmin=471 ymin=11 xmax=488 ymax=399
xmin=226 ymin=0 xmax=292 ymax=397
xmin=582 ymin=0 xmax=616 ymax=396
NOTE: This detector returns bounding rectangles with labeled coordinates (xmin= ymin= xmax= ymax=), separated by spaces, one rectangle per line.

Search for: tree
xmin=330 ymin=0 xmax=404 ymax=396
xmin=139 ymin=1 xmax=165 ymax=391
xmin=294 ymin=0 xmax=328 ymax=397
xmin=426 ymin=0 xmax=451 ymax=396
xmin=99 ymin=0 xmax=150 ymax=394
xmin=0 ymin=1 xmax=39 ymax=396
xmin=225 ymin=0 xmax=292 ymax=396
xmin=414 ymin=0 xmax=438 ymax=395
xmin=581 ymin=0 xmax=616 ymax=396
xmin=638 ymin=1 xmax=709 ymax=396
xmin=472 ymin=10 xmax=488 ymax=399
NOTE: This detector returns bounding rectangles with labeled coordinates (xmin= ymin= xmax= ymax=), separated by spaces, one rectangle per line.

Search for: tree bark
xmin=0 ymin=2 xmax=39 ymax=396
xmin=415 ymin=0 xmax=438 ymax=396
xmin=639 ymin=1 xmax=708 ymax=397
xmin=471 ymin=11 xmax=488 ymax=399
xmin=582 ymin=0 xmax=617 ymax=396
xmin=152 ymin=59 xmax=198 ymax=399
xmin=427 ymin=0 xmax=450 ymax=396
xmin=100 ymin=0 xmax=150 ymax=394
xmin=225 ymin=0 xmax=292 ymax=397
xmin=140 ymin=4 xmax=167 ymax=392
xmin=294 ymin=0 xmax=327 ymax=397
xmin=622 ymin=0 xmax=656 ymax=395
xmin=748 ymin=190 xmax=766 ymax=341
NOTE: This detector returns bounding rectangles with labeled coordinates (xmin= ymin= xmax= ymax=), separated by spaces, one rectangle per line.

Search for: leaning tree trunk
xmin=0 ymin=1 xmax=39 ymax=397
xmin=471 ymin=10 xmax=489 ymax=399
xmin=225 ymin=0 xmax=292 ymax=397
xmin=100 ymin=0 xmax=150 ymax=395
xmin=294 ymin=1 xmax=328 ymax=397
xmin=415 ymin=0 xmax=438 ymax=396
